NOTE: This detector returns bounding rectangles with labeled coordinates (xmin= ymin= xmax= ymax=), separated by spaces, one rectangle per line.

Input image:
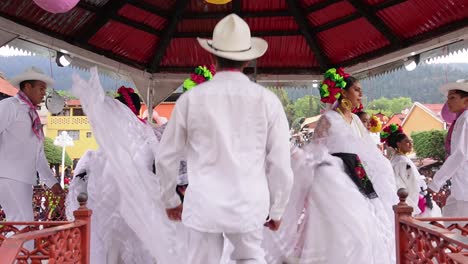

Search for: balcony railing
xmin=47 ymin=116 xmax=90 ymax=130
xmin=394 ymin=188 xmax=468 ymax=264
xmin=0 ymin=193 xmax=91 ymax=264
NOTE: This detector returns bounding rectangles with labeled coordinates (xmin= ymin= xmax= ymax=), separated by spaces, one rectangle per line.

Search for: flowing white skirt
xmin=262 ymin=143 xmax=395 ymax=264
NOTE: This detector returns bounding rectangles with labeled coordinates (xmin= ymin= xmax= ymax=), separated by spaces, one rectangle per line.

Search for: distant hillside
xmin=361 ymin=63 xmax=468 ymax=103
xmin=282 ymin=63 xmax=467 ymax=104
xmin=0 ymin=55 xmax=132 ymax=91
xmin=1 ymin=55 xmax=466 ymax=104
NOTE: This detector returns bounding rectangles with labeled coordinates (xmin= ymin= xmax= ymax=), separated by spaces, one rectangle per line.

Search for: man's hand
xmin=264 ymin=219 xmax=282 ymax=231
xmin=50 ymin=183 xmax=64 ymax=195
xmin=166 ymin=204 xmax=183 ymax=221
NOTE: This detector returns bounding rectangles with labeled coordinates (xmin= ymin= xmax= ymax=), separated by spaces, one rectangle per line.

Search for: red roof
xmin=423 ymin=104 xmax=443 ymax=118
xmin=0 ymin=78 xmax=18 ymax=96
xmin=385 ymin=113 xmax=406 ymax=128
xmin=66 ymin=99 xmax=81 ymax=106
xmin=1 ymin=0 xmax=468 ymax=74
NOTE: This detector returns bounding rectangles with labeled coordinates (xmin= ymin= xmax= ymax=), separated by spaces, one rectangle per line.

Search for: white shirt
xmin=391 ymin=154 xmax=425 ymax=215
xmin=428 ymin=110 xmax=468 ymax=201
xmin=156 ymin=71 xmax=293 ymax=233
xmin=0 ymin=96 xmax=58 ymax=187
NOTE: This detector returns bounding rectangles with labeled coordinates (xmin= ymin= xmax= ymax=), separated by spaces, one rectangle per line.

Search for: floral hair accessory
xmin=319 ymin=67 xmax=349 ymax=104
xmin=183 ymin=65 xmax=216 ymax=92
xmin=380 ymin=123 xmax=403 ymax=143
xmin=117 ymin=86 xmax=144 ymax=123
xmin=369 ymin=115 xmax=383 ymax=133
xmin=352 ymin=103 xmax=364 ymax=113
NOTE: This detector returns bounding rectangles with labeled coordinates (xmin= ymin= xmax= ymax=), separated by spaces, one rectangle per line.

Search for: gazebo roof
xmin=1 ymin=0 xmax=468 ymax=76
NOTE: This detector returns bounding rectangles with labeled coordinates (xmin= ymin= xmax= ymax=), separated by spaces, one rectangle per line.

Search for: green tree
xmin=44 ymin=137 xmax=73 ymax=177
xmin=293 ymin=95 xmax=321 ymax=119
xmin=56 ymin=90 xmax=77 ymax=100
xmin=268 ymin=87 xmax=295 ymax=125
xmin=411 ymin=130 xmax=447 ymax=161
xmin=366 ymin=97 xmax=412 ymax=116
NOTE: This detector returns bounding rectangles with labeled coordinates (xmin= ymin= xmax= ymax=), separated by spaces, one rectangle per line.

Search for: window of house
xmin=73 ymin=108 xmax=85 ymax=116
xmin=86 ymin=132 xmax=92 ymax=138
xmin=58 ymin=130 xmax=80 ymax=141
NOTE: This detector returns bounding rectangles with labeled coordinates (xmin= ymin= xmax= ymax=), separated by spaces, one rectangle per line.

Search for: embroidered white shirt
xmin=428 ymin=110 xmax=468 ymax=201
xmin=156 ymin=71 xmax=293 ymax=233
xmin=0 ymin=96 xmax=58 ymax=187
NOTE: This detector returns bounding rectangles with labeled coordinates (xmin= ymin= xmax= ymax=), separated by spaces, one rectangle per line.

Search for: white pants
xmin=0 ymin=178 xmax=34 ymax=251
xmin=442 ymin=196 xmax=468 ymax=226
xmin=188 ymin=228 xmax=266 ymax=264
xmin=0 ymin=178 xmax=34 ymax=221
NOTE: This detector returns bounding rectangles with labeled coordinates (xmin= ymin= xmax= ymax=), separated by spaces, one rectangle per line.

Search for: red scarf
xmin=445 ymin=109 xmax=466 ymax=157
xmin=17 ymin=91 xmax=44 ymax=140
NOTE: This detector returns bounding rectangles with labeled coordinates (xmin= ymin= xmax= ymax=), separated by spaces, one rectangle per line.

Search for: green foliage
xmin=44 ymin=137 xmax=72 ymax=166
xmin=293 ymin=95 xmax=321 ymax=119
xmin=55 ymin=90 xmax=77 ymax=100
xmin=361 ymin=63 xmax=468 ymax=103
xmin=269 ymin=88 xmax=295 ymax=125
xmin=291 ymin=117 xmax=306 ymax=132
xmin=366 ymin=97 xmax=413 ymax=116
xmin=411 ymin=130 xmax=447 ymax=161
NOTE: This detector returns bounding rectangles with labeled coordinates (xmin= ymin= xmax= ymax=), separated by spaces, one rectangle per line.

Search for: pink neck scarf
xmin=445 ymin=108 xmax=466 ymax=157
xmin=17 ymin=91 xmax=44 ymax=140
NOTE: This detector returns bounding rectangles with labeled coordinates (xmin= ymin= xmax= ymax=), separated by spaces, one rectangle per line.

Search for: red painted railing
xmin=0 ymin=193 xmax=91 ymax=264
xmin=394 ymin=188 xmax=468 ymax=264
xmin=0 ymin=186 xmax=68 ymax=222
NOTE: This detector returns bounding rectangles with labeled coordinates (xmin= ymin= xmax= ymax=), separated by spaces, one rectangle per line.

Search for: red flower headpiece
xmin=117 ymin=86 xmax=146 ymax=123
xmin=380 ymin=123 xmax=404 ymax=143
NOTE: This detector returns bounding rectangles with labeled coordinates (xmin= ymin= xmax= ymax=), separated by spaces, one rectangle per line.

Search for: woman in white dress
xmin=381 ymin=124 xmax=440 ymax=217
xmin=266 ymin=68 xmax=398 ymax=264
xmin=66 ymin=68 xmax=186 ymax=264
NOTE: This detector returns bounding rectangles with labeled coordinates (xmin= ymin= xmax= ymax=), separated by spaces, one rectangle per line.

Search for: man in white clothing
xmin=156 ymin=14 xmax=293 ymax=264
xmin=0 ymin=67 xmax=63 ymax=223
xmin=428 ymin=80 xmax=468 ymax=220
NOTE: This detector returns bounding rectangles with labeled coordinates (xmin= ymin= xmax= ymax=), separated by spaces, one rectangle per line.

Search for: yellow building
xmin=401 ymin=102 xmax=446 ymax=136
xmin=45 ymin=100 xmax=98 ymax=162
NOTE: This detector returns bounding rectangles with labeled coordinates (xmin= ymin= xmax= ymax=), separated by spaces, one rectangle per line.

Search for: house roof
xmin=422 ymin=103 xmax=443 ymax=118
xmin=385 ymin=113 xmax=405 ymax=127
xmin=401 ymin=102 xmax=444 ymax=126
xmin=1 ymin=0 xmax=468 ymax=76
xmin=0 ymin=78 xmax=18 ymax=96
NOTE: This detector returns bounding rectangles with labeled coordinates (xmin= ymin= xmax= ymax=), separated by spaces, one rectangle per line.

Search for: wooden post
xmin=73 ymin=192 xmax=92 ymax=264
xmin=393 ymin=188 xmax=413 ymax=264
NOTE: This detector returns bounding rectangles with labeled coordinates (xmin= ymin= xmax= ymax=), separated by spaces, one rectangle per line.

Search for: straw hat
xmin=440 ymin=79 xmax=468 ymax=95
xmin=10 ymin=67 xmax=54 ymax=88
xmin=197 ymin=14 xmax=268 ymax=61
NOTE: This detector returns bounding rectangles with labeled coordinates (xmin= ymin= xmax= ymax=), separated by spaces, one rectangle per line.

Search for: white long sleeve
xmin=265 ymin=106 xmax=294 ymax=220
xmin=428 ymin=112 xmax=468 ymax=201
xmin=156 ymin=96 xmax=187 ymax=209
xmin=36 ymin=145 xmax=59 ymax=188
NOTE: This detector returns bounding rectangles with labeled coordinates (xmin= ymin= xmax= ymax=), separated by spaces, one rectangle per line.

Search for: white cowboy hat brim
xmin=10 ymin=71 xmax=55 ymax=88
xmin=197 ymin=37 xmax=268 ymax=61
xmin=440 ymin=81 xmax=468 ymax=95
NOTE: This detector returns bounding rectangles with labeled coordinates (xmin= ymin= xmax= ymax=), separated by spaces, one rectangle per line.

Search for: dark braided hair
xmin=115 ymin=92 xmax=142 ymax=113
xmin=386 ymin=132 xmax=408 ymax=149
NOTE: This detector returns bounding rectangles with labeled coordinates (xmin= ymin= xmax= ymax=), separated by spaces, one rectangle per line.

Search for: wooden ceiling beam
xmin=232 ymin=0 xmax=242 ymax=16
xmin=286 ymin=0 xmax=330 ymax=71
xmin=347 ymin=0 xmax=401 ymax=45
xmin=0 ymin=12 xmax=146 ymax=70
xmin=183 ymin=10 xmax=290 ymax=19
xmin=341 ymin=17 xmax=468 ymax=68
xmin=75 ymin=0 xmax=127 ymax=42
xmin=306 ymin=0 xmax=342 ymax=13
xmin=149 ymin=0 xmax=190 ymax=73
xmin=174 ymin=30 xmax=301 ymax=38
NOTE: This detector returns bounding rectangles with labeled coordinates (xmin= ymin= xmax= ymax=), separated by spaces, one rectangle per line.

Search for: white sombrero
xmin=440 ymin=79 xmax=468 ymax=95
xmin=10 ymin=67 xmax=55 ymax=88
xmin=197 ymin=13 xmax=268 ymax=61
